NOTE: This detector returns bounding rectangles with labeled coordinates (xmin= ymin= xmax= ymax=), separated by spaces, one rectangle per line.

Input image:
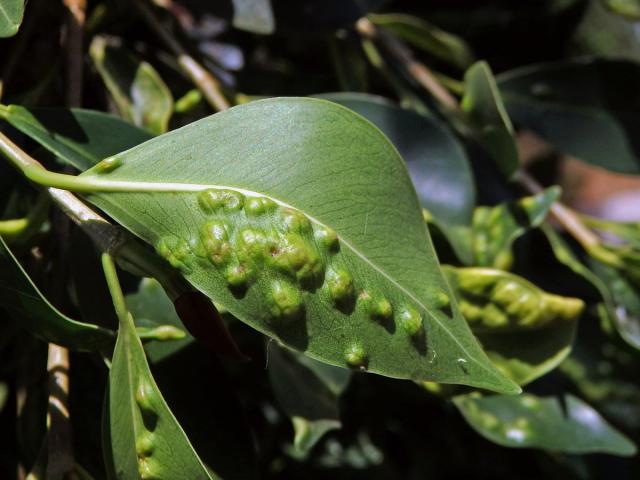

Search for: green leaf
xmin=543 ymin=226 xmax=640 ymax=350
xmin=127 ymin=278 xmax=194 ymax=363
xmin=107 ymin=295 xmax=219 ymax=478
xmin=0 ymin=236 xmax=114 ymax=350
xmin=602 ymin=0 xmax=640 ymax=19
xmin=0 ymin=104 xmax=153 ymax=171
xmin=0 ymin=0 xmax=23 ymax=38
xmin=269 ymin=343 xmax=350 ymax=457
xmin=318 ymin=93 xmax=476 ymax=225
xmin=454 ymin=393 xmax=637 ymax=456
xmin=89 ymin=36 xmax=174 ymax=135
xmin=462 ymin=61 xmax=519 ymax=179
xmin=81 ymin=98 xmax=518 ymax=393
xmin=369 ymin=13 xmax=474 ymax=70
xmin=445 ymin=266 xmax=582 ymax=385
xmin=231 ymin=0 xmax=275 ymax=34
xmin=498 ymin=58 xmax=640 ymax=175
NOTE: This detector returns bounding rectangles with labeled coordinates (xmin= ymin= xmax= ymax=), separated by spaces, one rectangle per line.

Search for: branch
xmin=134 ymin=0 xmax=230 ymax=111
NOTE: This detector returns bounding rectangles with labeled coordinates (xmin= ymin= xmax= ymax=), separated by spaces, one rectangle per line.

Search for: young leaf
xmin=318 ymin=93 xmax=476 ymax=226
xmin=126 ymin=278 xmax=193 ymax=363
xmin=90 ymin=36 xmax=174 ymax=135
xmin=369 ymin=13 xmax=475 ymax=70
xmin=0 ymin=0 xmax=23 ymax=38
xmin=81 ymin=98 xmax=519 ymax=393
xmin=498 ymin=58 xmax=640 ymax=175
xmin=268 ymin=343 xmax=350 ymax=457
xmin=0 ymin=236 xmax=114 ymax=351
xmin=445 ymin=266 xmax=582 ymax=385
xmin=462 ymin=61 xmax=519 ymax=179
xmin=0 ymin=104 xmax=152 ymax=171
xmin=454 ymin=393 xmax=637 ymax=456
xmin=107 ymin=290 xmax=220 ymax=478
xmin=543 ymin=226 xmax=640 ymax=350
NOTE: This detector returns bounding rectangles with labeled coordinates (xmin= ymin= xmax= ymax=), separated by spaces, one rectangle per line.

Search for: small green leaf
xmin=0 ymin=104 xmax=152 ymax=171
xmin=602 ymin=0 xmax=640 ymax=19
xmin=543 ymin=226 xmax=640 ymax=350
xmin=0 ymin=0 xmax=23 ymax=38
xmin=318 ymin=93 xmax=476 ymax=226
xmin=82 ymin=98 xmax=518 ymax=393
xmin=454 ymin=393 xmax=637 ymax=456
xmin=90 ymin=36 xmax=174 ymax=135
xmin=462 ymin=61 xmax=519 ymax=179
xmin=445 ymin=266 xmax=582 ymax=385
xmin=231 ymin=0 xmax=275 ymax=34
xmin=106 ymin=295 xmax=219 ymax=478
xmin=369 ymin=13 xmax=474 ymax=70
xmin=127 ymin=278 xmax=194 ymax=363
xmin=269 ymin=344 xmax=350 ymax=457
xmin=0 ymin=236 xmax=113 ymax=350
xmin=498 ymin=58 xmax=640 ymax=175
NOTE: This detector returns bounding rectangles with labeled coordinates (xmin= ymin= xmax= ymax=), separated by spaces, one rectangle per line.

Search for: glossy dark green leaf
xmin=82 ymin=98 xmax=518 ymax=393
xmin=318 ymin=93 xmax=476 ymax=226
xmin=369 ymin=13 xmax=474 ymax=70
xmin=0 ymin=0 xmax=23 ymax=37
xmin=127 ymin=278 xmax=193 ymax=363
xmin=602 ymin=0 xmax=640 ymax=19
xmin=454 ymin=393 xmax=637 ymax=456
xmin=462 ymin=61 xmax=519 ymax=179
xmin=269 ymin=344 xmax=350 ymax=457
xmin=107 ymin=297 xmax=219 ymax=479
xmin=543 ymin=226 xmax=640 ymax=350
xmin=90 ymin=36 xmax=174 ymax=135
xmin=231 ymin=0 xmax=275 ymax=34
xmin=445 ymin=266 xmax=582 ymax=385
xmin=0 ymin=104 xmax=153 ymax=171
xmin=498 ymin=58 xmax=640 ymax=175
xmin=0 ymin=236 xmax=113 ymax=350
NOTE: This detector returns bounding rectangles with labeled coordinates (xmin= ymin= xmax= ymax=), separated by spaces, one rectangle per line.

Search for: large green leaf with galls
xmin=0 ymin=236 xmax=114 ymax=350
xmin=106 ymin=288 xmax=219 ymax=479
xmin=0 ymin=0 xmax=23 ymax=38
xmin=454 ymin=393 xmax=637 ymax=456
xmin=81 ymin=98 xmax=518 ymax=393
xmin=498 ymin=58 xmax=640 ymax=175
xmin=0 ymin=104 xmax=152 ymax=171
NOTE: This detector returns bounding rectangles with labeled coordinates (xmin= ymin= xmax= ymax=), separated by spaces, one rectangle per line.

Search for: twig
xmin=134 ymin=0 xmax=230 ymax=111
xmin=63 ymin=0 xmax=86 ymax=108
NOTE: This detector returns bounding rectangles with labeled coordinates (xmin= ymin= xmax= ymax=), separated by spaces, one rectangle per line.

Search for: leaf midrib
xmin=87 ymin=178 xmax=485 ymax=371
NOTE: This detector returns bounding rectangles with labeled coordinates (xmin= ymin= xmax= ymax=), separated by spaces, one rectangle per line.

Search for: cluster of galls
xmin=134 ymin=381 xmax=161 ymax=479
xmin=156 ymin=188 xmax=448 ymax=370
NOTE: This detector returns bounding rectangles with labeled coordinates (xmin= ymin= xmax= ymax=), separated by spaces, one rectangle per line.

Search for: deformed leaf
xmin=0 ymin=104 xmax=153 ymax=171
xmin=454 ymin=393 xmax=637 ymax=456
xmin=269 ymin=343 xmax=350 ymax=457
xmin=126 ymin=278 xmax=193 ymax=363
xmin=0 ymin=0 xmax=23 ymax=38
xmin=106 ymin=293 xmax=220 ymax=479
xmin=231 ymin=0 xmax=275 ymax=34
xmin=318 ymin=93 xmax=476 ymax=225
xmin=462 ymin=61 xmax=519 ymax=179
xmin=498 ymin=58 xmax=640 ymax=175
xmin=369 ymin=13 xmax=474 ymax=70
xmin=90 ymin=36 xmax=174 ymax=135
xmin=445 ymin=266 xmax=582 ymax=385
xmin=0 ymin=236 xmax=114 ymax=351
xmin=81 ymin=98 xmax=518 ymax=393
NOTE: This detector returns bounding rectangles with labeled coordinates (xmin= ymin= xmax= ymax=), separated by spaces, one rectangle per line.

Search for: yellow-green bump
xmin=345 ymin=343 xmax=367 ymax=369
xmin=325 ymin=267 xmax=354 ymax=305
xmin=201 ymin=221 xmax=233 ymax=267
xmin=314 ymin=225 xmax=339 ymax=252
xmin=271 ymin=234 xmax=323 ymax=284
xmin=135 ymin=431 xmax=155 ymax=457
xmin=267 ymin=279 xmax=304 ymax=320
xmin=399 ymin=306 xmax=423 ymax=337
xmin=198 ymin=189 xmax=244 ymax=213
xmin=360 ymin=291 xmax=392 ymax=321
xmin=95 ymin=156 xmax=123 ymax=173
xmin=224 ymin=263 xmax=254 ymax=289
xmin=134 ymin=382 xmax=156 ymax=417
xmin=245 ymin=196 xmax=276 ymax=216
xmin=156 ymin=237 xmax=193 ymax=274
xmin=280 ymin=207 xmax=312 ymax=233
